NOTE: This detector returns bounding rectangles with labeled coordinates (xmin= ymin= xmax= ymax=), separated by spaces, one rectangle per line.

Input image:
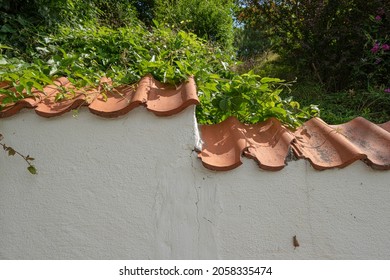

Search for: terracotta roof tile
xmin=330 ymin=117 xmax=390 ymax=169
xmin=198 ymin=116 xmax=390 ymax=171
xmin=0 ymin=81 xmax=39 ymax=118
xmin=89 ymin=74 xmax=199 ymax=118
xmin=0 ymin=74 xmax=199 ymax=118
xmin=199 ymin=117 xmax=295 ymax=171
xmin=145 ymin=74 xmax=199 ymax=116
xmin=292 ymin=117 xmax=367 ymax=170
xmin=0 ymin=81 xmax=10 ymax=89
xmin=0 ymin=96 xmax=38 ymax=118
xmin=88 ymin=79 xmax=140 ymax=118
xmin=34 ymin=77 xmax=91 ymax=117
xmin=378 ymin=121 xmax=390 ymax=133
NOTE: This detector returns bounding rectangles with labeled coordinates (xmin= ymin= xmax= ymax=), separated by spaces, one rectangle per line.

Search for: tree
xmin=154 ymin=0 xmax=235 ymax=50
xmin=237 ymin=0 xmax=390 ymax=90
xmin=131 ymin=0 xmax=156 ymax=26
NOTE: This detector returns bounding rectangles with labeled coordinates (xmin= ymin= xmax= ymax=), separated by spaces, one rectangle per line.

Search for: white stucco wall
xmin=1 ymin=108 xmax=389 ymax=259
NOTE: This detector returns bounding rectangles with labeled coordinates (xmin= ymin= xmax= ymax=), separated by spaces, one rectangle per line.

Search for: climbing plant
xmin=0 ymin=134 xmax=37 ymax=174
xmin=1 ymin=24 xmax=319 ymax=128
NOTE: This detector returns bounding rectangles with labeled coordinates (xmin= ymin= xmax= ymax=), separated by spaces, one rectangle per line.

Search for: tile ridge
xmin=144 ymin=75 xmax=200 ymax=116
xmin=35 ymin=77 xmax=87 ymax=117
xmin=292 ymin=117 xmax=366 ymax=170
xmin=89 ymin=74 xmax=199 ymax=118
xmin=198 ymin=116 xmax=390 ymax=171
xmin=330 ymin=117 xmax=390 ymax=170
xmin=1 ymin=74 xmax=199 ymax=118
xmin=199 ymin=116 xmax=295 ymax=171
xmin=377 ymin=120 xmax=390 ymax=134
xmin=243 ymin=117 xmax=295 ymax=171
xmin=198 ymin=116 xmax=247 ymax=171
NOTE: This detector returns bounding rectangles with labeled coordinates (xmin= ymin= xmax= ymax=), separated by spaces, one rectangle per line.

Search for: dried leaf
xmin=293 ymin=235 xmax=300 ymax=248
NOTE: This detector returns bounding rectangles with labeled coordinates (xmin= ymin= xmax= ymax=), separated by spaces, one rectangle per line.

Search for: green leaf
xmin=289 ymin=101 xmax=300 ymax=109
xmin=0 ymin=44 xmax=13 ymax=50
xmin=27 ymin=165 xmax=37 ymax=175
xmin=15 ymin=84 xmax=24 ymax=94
xmin=0 ymin=96 xmax=16 ymax=104
xmin=7 ymin=147 xmax=16 ymax=156
xmin=0 ymin=24 xmax=15 ymax=33
xmin=219 ymin=98 xmax=229 ymax=111
xmin=260 ymin=77 xmax=284 ymax=83
xmin=270 ymin=107 xmax=287 ymax=117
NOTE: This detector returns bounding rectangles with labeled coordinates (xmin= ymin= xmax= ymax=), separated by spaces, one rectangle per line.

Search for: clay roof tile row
xmin=0 ymin=74 xmax=199 ymax=118
xmin=1 ymin=75 xmax=389 ymax=171
xmin=198 ymin=117 xmax=390 ymax=171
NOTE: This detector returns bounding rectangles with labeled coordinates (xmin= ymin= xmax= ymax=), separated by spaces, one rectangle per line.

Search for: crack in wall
xmin=190 ymin=151 xmax=201 ymax=257
xmin=304 ymin=161 xmax=317 ymax=256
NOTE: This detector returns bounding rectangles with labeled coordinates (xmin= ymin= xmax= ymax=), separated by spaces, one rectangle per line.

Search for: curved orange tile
xmin=243 ymin=118 xmax=295 ymax=171
xmin=378 ymin=121 xmax=390 ymax=133
xmin=331 ymin=117 xmax=390 ymax=169
xmin=292 ymin=118 xmax=367 ymax=170
xmin=1 ymin=75 xmax=199 ymax=119
xmin=199 ymin=117 xmax=294 ymax=171
xmin=89 ymin=74 xmax=199 ymax=118
xmin=35 ymin=77 xmax=89 ymax=117
xmin=88 ymin=75 xmax=149 ymax=118
xmin=199 ymin=117 xmax=247 ymax=171
xmin=145 ymin=75 xmax=200 ymax=116
xmin=0 ymin=81 xmax=11 ymax=89
xmin=88 ymin=84 xmax=142 ymax=118
xmin=0 ymin=86 xmax=44 ymax=118
xmin=0 ymin=97 xmax=38 ymax=118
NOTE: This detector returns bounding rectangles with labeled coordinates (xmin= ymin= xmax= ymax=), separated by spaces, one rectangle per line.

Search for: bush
xmin=1 ymin=21 xmax=318 ymax=128
xmin=1 ymin=0 xmax=319 ymax=128
xmin=154 ymin=0 xmax=235 ymax=50
xmin=353 ymin=10 xmax=389 ymax=89
xmin=237 ymin=0 xmax=390 ymax=91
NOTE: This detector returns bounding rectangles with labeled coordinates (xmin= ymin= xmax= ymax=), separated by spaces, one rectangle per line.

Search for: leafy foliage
xmin=1 ymin=0 xmax=319 ymax=130
xmin=289 ymin=82 xmax=390 ymax=124
xmin=131 ymin=0 xmax=156 ymax=26
xmin=353 ymin=11 xmax=389 ymax=89
xmin=1 ymin=22 xmax=318 ymax=127
xmin=154 ymin=0 xmax=235 ymax=50
xmin=199 ymin=71 xmax=318 ymax=127
xmin=237 ymin=0 xmax=390 ymax=91
xmin=234 ymin=25 xmax=272 ymax=59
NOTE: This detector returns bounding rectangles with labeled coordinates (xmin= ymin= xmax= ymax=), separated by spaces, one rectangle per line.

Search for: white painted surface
xmin=1 ymin=108 xmax=389 ymax=259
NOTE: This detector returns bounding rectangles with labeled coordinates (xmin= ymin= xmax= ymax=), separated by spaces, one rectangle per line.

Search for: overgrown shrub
xmin=154 ymin=0 xmax=235 ymax=50
xmin=353 ymin=9 xmax=389 ymax=90
xmin=0 ymin=0 xmax=138 ymax=54
xmin=1 ymin=20 xmax=318 ymax=127
xmin=237 ymin=0 xmax=390 ymax=91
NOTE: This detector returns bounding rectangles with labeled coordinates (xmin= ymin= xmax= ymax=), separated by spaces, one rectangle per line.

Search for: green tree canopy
xmin=236 ymin=0 xmax=390 ymax=90
xmin=154 ymin=0 xmax=235 ymax=50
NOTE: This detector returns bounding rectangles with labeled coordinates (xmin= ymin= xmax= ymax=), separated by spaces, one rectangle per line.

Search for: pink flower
xmin=385 ymin=88 xmax=390 ymax=93
xmin=382 ymin=44 xmax=390 ymax=51
xmin=371 ymin=43 xmax=380 ymax=53
xmin=375 ymin=15 xmax=382 ymax=21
